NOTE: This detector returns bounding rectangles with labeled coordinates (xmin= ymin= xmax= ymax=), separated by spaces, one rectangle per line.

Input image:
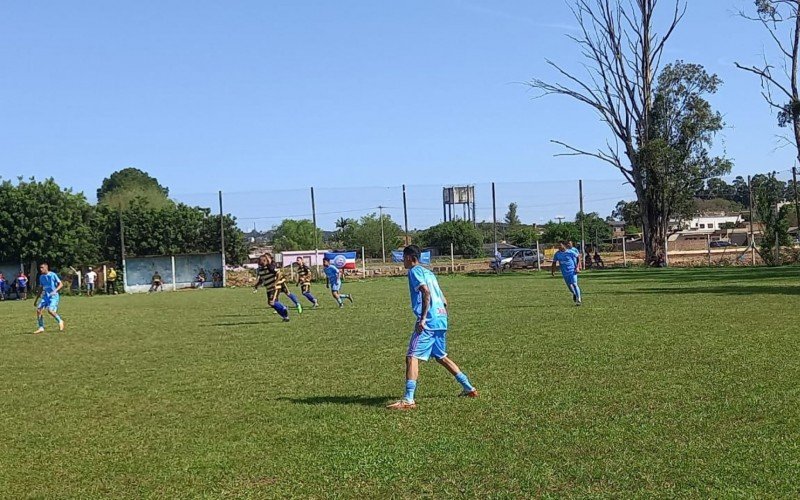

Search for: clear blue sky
xmin=0 ymin=0 xmax=793 ymax=229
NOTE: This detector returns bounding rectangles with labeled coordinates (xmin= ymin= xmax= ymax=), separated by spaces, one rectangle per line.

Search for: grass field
xmin=1 ymin=267 xmax=799 ymax=498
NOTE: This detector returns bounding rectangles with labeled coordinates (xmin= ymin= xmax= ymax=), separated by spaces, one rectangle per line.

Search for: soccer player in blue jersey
xmin=387 ymin=245 xmax=477 ymax=411
xmin=322 ymin=258 xmax=353 ymax=308
xmin=552 ymin=241 xmax=582 ymax=306
xmin=34 ymin=263 xmax=65 ymax=333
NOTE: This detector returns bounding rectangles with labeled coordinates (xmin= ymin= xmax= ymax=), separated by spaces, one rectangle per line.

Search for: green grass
xmin=1 ymin=267 xmax=799 ymax=498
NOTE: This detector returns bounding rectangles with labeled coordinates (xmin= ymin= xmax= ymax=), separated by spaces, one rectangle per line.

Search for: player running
xmin=551 ymin=241 xmax=582 ymax=306
xmin=296 ymin=257 xmax=319 ymax=308
xmin=566 ymin=240 xmax=582 ymax=271
xmin=322 ymin=258 xmax=353 ymax=308
xmin=34 ymin=263 xmax=65 ymax=333
xmin=387 ymin=245 xmax=478 ymax=411
xmin=253 ymin=253 xmax=291 ymax=322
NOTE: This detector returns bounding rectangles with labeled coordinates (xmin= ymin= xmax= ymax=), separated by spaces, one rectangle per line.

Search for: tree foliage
xmin=334 ymin=214 xmax=403 ymax=258
xmin=272 ymin=219 xmax=323 ymax=252
xmin=506 ymin=226 xmax=540 ymax=247
xmin=417 ymin=220 xmax=483 ymax=257
xmin=0 ymin=178 xmax=97 ymax=270
xmin=504 ymin=202 xmax=521 ymax=227
xmin=97 ymin=168 xmax=171 ymax=209
xmin=754 ymin=173 xmax=792 ymax=264
xmin=577 ymin=211 xmax=613 ymax=244
xmin=540 ymin=222 xmax=581 ymax=244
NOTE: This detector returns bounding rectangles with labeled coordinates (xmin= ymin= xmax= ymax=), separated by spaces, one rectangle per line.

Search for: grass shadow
xmin=276 ymin=395 xmax=392 ymax=408
xmin=612 ymin=285 xmax=800 ymax=297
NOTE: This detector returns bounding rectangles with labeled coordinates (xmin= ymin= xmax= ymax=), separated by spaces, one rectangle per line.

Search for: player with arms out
xmin=34 ymin=263 xmax=65 ymax=333
xmin=387 ymin=245 xmax=478 ymax=411
xmin=253 ymin=253 xmax=291 ymax=322
xmin=552 ymin=241 xmax=582 ymax=306
xmin=322 ymin=258 xmax=353 ymax=308
xmin=296 ymin=257 xmax=319 ymax=308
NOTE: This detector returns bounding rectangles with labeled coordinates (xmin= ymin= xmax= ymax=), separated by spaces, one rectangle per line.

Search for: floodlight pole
xmin=748 ymin=176 xmax=756 ymax=266
xmin=311 ymin=187 xmax=319 ymax=272
xmin=793 ymin=166 xmax=799 ymax=238
xmin=492 ymin=182 xmax=497 ymax=248
xmin=219 ymin=191 xmax=226 ymax=287
xmin=402 ymin=184 xmax=409 ymax=244
xmin=379 ymin=205 xmax=386 ymax=263
xmin=579 ymin=180 xmax=586 ymax=270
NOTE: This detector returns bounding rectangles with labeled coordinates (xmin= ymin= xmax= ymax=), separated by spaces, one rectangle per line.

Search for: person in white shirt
xmin=85 ymin=267 xmax=98 ymax=297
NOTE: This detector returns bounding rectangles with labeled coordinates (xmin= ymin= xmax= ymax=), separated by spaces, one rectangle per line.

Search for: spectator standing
xmin=85 ymin=267 xmax=98 ymax=297
xmin=106 ymin=267 xmax=118 ymax=294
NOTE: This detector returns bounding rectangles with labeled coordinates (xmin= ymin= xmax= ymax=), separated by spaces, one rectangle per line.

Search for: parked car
xmin=490 ymin=248 xmax=518 ymax=271
xmin=710 ymin=240 xmax=737 ymax=248
xmin=510 ymin=249 xmax=545 ymax=269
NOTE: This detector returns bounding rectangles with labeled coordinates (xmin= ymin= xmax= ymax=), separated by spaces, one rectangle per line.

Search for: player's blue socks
xmin=53 ymin=314 xmax=62 ymax=324
xmin=272 ymin=301 xmax=289 ymax=318
xmin=37 ymin=316 xmax=44 ymax=328
xmin=287 ymin=293 xmax=300 ymax=306
xmin=455 ymin=372 xmax=474 ymax=392
xmin=336 ymin=296 xmax=343 ymax=306
xmin=572 ymin=285 xmax=582 ymax=302
xmin=404 ymin=380 xmax=417 ymax=402
xmin=303 ymin=292 xmax=317 ymax=304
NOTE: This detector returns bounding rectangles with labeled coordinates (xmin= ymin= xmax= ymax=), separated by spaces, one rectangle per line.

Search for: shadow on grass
xmin=613 ymin=285 xmax=800 ymax=296
xmin=582 ymin=266 xmax=800 ymax=286
xmin=276 ymin=395 xmax=392 ymax=407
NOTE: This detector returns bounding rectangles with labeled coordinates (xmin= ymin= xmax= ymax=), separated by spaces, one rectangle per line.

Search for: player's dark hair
xmin=403 ymin=245 xmax=422 ymax=261
xmin=559 ymin=241 xmax=568 ymax=246
xmin=323 ymin=257 xmax=330 ymax=263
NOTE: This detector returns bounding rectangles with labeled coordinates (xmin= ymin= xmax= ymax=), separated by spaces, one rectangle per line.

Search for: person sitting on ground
xmin=212 ymin=270 xmax=222 ymax=288
xmin=193 ymin=269 xmax=206 ymax=289
xmin=593 ymin=251 xmax=605 ymax=269
xmin=149 ymin=271 xmax=163 ymax=293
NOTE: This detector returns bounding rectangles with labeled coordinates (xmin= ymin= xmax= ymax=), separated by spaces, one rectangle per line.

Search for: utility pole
xmin=793 ymin=166 xmax=799 ymax=240
xmin=748 ymin=175 xmax=756 ymax=266
xmin=378 ymin=205 xmax=386 ymax=263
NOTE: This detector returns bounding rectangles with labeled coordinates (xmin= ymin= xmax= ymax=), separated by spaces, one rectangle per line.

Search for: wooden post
xmin=748 ymin=175 xmax=756 ymax=266
xmin=706 ymin=233 xmax=711 ymax=267
xmin=450 ymin=242 xmax=455 ymax=273
xmin=622 ymin=237 xmax=628 ymax=266
xmin=536 ymin=240 xmax=541 ymax=271
xmin=219 ymin=191 xmax=226 ymax=287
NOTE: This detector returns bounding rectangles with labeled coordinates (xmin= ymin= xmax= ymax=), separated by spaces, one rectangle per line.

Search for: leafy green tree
xmin=612 ymin=200 xmax=642 ymax=232
xmin=577 ymin=212 xmax=612 ymax=246
xmin=347 ymin=213 xmax=403 ymax=258
xmin=693 ymin=198 xmax=744 ymax=215
xmin=754 ymin=173 xmax=792 ymax=265
xmin=0 ymin=178 xmax=98 ymax=269
xmin=272 ymin=219 xmax=323 ymax=252
xmin=540 ymin=222 xmax=581 ymax=244
xmin=504 ymin=202 xmax=521 ymax=227
xmin=97 ymin=168 xmax=171 ymax=209
xmin=507 ymin=226 xmax=540 ymax=247
xmin=417 ymin=220 xmax=483 ymax=257
xmin=530 ymin=1 xmax=731 ymax=265
xmin=92 ymin=201 xmax=247 ymax=265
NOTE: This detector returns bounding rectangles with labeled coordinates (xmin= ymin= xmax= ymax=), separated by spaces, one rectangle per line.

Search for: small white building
xmin=276 ymin=250 xmax=332 ymax=268
xmin=679 ymin=214 xmax=742 ymax=232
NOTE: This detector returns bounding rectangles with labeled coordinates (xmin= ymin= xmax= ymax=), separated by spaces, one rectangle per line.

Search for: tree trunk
xmin=633 ymin=167 xmax=667 ymax=267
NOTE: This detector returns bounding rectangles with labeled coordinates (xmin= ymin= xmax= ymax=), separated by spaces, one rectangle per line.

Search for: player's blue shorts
xmin=407 ymin=329 xmax=448 ymax=361
xmin=38 ymin=293 xmax=60 ymax=312
xmin=562 ymin=272 xmax=578 ymax=286
xmin=330 ymin=282 xmax=341 ymax=292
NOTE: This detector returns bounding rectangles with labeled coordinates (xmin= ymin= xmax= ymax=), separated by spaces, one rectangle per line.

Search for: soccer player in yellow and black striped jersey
xmin=295 ymin=257 xmax=319 ymax=308
xmin=253 ymin=253 xmax=290 ymax=322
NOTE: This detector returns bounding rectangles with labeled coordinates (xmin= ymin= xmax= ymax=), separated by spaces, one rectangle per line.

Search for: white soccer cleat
xmin=33 ymin=328 xmax=45 ymax=334
xmin=59 ymin=320 xmax=65 ymax=331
